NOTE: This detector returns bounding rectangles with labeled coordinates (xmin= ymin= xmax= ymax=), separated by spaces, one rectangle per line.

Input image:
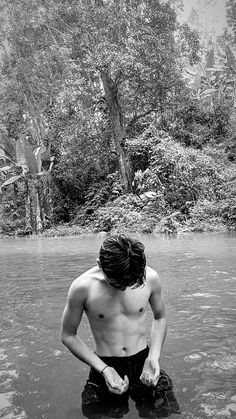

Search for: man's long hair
xmin=99 ymin=235 xmax=146 ymax=288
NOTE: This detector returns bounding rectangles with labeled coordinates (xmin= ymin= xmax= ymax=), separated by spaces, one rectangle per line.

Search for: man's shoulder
xmin=146 ymin=266 xmax=160 ymax=280
xmin=68 ymin=266 xmax=100 ymax=298
xmin=146 ymin=266 xmax=161 ymax=289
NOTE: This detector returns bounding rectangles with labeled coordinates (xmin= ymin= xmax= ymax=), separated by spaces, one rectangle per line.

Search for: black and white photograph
xmin=0 ymin=0 xmax=235 ymax=418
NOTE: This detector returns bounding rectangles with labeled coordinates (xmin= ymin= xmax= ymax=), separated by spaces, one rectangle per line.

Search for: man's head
xmin=99 ymin=235 xmax=146 ymax=290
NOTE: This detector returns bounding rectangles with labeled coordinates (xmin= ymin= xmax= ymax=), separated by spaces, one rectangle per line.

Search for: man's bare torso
xmin=76 ymin=266 xmax=155 ymax=357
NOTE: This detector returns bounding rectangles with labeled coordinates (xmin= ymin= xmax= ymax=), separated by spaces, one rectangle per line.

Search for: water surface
xmin=0 ymin=233 xmax=235 ymax=418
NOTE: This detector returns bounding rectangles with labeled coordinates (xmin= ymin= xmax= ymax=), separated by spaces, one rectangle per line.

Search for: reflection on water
xmin=0 ymin=233 xmax=236 ymax=418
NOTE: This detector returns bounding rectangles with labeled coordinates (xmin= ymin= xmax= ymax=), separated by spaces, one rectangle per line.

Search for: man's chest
xmin=85 ymin=285 xmax=150 ymax=319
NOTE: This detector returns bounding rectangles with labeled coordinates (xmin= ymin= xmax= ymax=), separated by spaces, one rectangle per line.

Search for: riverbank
xmin=1 ymin=190 xmax=235 ymax=238
xmin=1 ymin=141 xmax=236 ymax=240
xmin=38 ymin=220 xmax=229 ymax=239
xmin=1 ymin=139 xmax=236 ymax=239
xmin=0 ymin=196 xmax=234 ymax=239
xmin=38 ymin=187 xmax=234 ymax=237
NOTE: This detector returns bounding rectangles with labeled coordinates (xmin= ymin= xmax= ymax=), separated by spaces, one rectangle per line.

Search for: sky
xmin=180 ymin=0 xmax=227 ymax=37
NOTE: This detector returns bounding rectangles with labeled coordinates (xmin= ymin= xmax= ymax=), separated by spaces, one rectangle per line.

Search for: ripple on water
xmin=200 ymin=393 xmax=236 ymax=418
xmin=0 ymin=392 xmax=26 ymax=418
xmin=208 ymin=355 xmax=236 ymax=371
xmin=184 ymin=353 xmax=203 ymax=362
xmin=191 ymin=293 xmax=219 ymax=297
xmin=1 ymin=234 xmax=236 ymax=419
xmin=215 ymin=271 xmax=229 ymax=274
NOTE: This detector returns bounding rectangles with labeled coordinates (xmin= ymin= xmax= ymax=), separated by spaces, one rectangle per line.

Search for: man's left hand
xmin=140 ymin=357 xmax=160 ymax=387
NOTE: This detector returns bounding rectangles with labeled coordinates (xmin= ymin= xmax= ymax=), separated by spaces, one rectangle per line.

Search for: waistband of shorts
xmin=97 ymin=346 xmax=149 ymax=362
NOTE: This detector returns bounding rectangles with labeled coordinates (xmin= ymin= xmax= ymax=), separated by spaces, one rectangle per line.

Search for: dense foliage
xmin=226 ymin=0 xmax=236 ymax=44
xmin=0 ymin=0 xmax=236 ymax=236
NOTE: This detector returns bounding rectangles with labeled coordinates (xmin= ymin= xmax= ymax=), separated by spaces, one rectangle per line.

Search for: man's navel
xmin=98 ymin=314 xmax=104 ymax=319
xmin=139 ymin=307 xmax=144 ymax=313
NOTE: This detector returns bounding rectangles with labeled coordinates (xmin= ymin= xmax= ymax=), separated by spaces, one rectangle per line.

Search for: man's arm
xmin=140 ymin=270 xmax=167 ymax=386
xmin=61 ymin=278 xmax=107 ymax=373
xmin=61 ymin=278 xmax=129 ymax=394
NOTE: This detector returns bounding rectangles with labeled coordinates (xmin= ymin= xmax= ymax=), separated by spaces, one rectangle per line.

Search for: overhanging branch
xmin=129 ymin=108 xmax=160 ymax=125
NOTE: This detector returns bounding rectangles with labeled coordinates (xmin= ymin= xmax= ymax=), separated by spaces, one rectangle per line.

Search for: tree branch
xmin=129 ymin=108 xmax=160 ymax=125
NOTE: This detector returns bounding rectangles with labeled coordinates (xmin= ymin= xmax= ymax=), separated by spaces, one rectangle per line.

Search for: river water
xmin=0 ymin=233 xmax=235 ymax=419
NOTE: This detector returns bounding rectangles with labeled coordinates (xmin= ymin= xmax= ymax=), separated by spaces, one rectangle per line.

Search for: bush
xmin=169 ymin=100 xmax=231 ymax=148
xmin=139 ymin=137 xmax=225 ymax=214
xmin=0 ymin=217 xmax=26 ymax=235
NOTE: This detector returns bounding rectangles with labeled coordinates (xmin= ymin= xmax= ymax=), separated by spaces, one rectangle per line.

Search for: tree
xmin=67 ymin=0 xmax=184 ymax=191
xmin=0 ymin=135 xmax=54 ymax=233
xmin=181 ymin=43 xmax=236 ymax=145
xmin=0 ymin=0 xmax=202 ymax=231
xmin=2 ymin=0 xmax=192 ymax=191
xmin=0 ymin=0 xmax=68 ymax=229
xmin=226 ymin=0 xmax=236 ymax=44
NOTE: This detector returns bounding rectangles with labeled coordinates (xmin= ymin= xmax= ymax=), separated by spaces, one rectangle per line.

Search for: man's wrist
xmin=100 ymin=365 xmax=109 ymax=375
xmin=148 ymin=350 xmax=161 ymax=361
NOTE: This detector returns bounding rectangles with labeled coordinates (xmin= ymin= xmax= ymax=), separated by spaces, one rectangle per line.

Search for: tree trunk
xmin=24 ymin=178 xmax=31 ymax=231
xmin=37 ymin=176 xmax=53 ymax=229
xmin=26 ymin=178 xmax=41 ymax=234
xmin=25 ymin=177 xmax=36 ymax=233
xmin=100 ymin=69 xmax=132 ymax=192
xmin=13 ymin=183 xmax=18 ymax=220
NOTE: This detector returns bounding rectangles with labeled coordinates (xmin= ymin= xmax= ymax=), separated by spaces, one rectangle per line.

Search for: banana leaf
xmin=40 ymin=148 xmax=50 ymax=162
xmin=0 ymin=174 xmax=22 ymax=190
xmin=206 ymin=47 xmax=215 ymax=69
xmin=0 ymin=137 xmax=16 ymax=161
xmin=0 ymin=165 xmax=12 ymax=172
xmin=226 ymin=45 xmax=236 ymax=73
xmin=198 ymin=62 xmax=207 ymax=78
xmin=20 ymin=135 xmax=39 ymax=175
xmin=0 ymin=145 xmax=15 ymax=164
xmin=33 ymin=145 xmax=46 ymax=173
xmin=16 ymin=138 xmax=27 ymax=167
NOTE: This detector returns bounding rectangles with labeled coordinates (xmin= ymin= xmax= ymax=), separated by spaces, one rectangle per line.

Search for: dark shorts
xmin=82 ymin=347 xmax=180 ymax=418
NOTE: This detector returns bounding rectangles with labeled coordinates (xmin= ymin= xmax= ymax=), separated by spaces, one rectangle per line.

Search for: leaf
xmin=33 ymin=144 xmax=46 ymax=173
xmin=185 ymin=68 xmax=198 ymax=76
xmin=198 ymin=62 xmax=207 ymax=78
xmin=19 ymin=135 xmax=40 ymax=175
xmin=200 ymin=88 xmax=217 ymax=98
xmin=206 ymin=67 xmax=227 ymax=72
xmin=0 ymin=175 xmax=22 ymax=189
xmin=226 ymin=45 xmax=236 ymax=73
xmin=0 ymin=137 xmax=16 ymax=161
xmin=0 ymin=146 xmax=15 ymax=164
xmin=35 ymin=171 xmax=45 ymax=176
xmin=143 ymin=191 xmax=157 ymax=199
xmin=206 ymin=47 xmax=215 ymax=69
xmin=0 ymin=165 xmax=12 ymax=172
xmin=40 ymin=148 xmax=50 ymax=162
xmin=16 ymin=138 xmax=27 ymax=166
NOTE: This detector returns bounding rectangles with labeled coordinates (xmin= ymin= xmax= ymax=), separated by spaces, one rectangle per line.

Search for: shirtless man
xmin=61 ymin=235 xmax=177 ymax=414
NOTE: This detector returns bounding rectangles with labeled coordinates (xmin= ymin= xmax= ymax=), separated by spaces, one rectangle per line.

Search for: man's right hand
xmin=102 ymin=366 xmax=129 ymax=394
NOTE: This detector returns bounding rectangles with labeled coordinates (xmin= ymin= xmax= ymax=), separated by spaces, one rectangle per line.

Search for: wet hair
xmin=99 ymin=235 xmax=146 ymax=289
